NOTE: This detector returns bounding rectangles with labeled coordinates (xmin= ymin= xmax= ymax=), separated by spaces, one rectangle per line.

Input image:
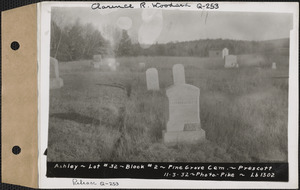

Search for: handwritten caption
xmin=49 ymin=162 xmax=287 ymax=181
xmin=72 ymin=179 xmax=119 ymax=186
xmin=91 ymin=2 xmax=219 ymax=10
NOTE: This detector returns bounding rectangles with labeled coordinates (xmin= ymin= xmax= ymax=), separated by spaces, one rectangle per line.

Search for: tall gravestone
xmin=146 ymin=68 xmax=159 ymax=90
xmin=50 ymin=57 xmax=63 ymax=89
xmin=163 ymin=64 xmax=205 ymax=144
xmin=224 ymin=55 xmax=238 ymax=68
xmin=222 ymin=48 xmax=229 ymax=59
xmin=173 ymin=64 xmax=185 ymax=85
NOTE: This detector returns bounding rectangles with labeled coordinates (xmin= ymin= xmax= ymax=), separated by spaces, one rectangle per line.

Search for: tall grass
xmin=47 ymin=56 xmax=288 ymax=162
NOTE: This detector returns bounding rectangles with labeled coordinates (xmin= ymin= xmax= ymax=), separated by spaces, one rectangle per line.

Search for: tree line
xmin=50 ymin=19 xmax=289 ymax=61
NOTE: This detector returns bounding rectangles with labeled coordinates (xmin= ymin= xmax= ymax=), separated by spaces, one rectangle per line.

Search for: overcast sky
xmin=52 ymin=7 xmax=293 ymax=44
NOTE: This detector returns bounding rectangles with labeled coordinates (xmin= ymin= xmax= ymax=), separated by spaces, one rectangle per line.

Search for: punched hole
xmin=11 ymin=41 xmax=20 ymax=50
xmin=12 ymin=146 xmax=21 ymax=155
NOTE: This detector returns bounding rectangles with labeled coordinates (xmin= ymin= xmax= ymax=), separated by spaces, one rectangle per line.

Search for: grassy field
xmin=47 ymin=55 xmax=289 ymax=162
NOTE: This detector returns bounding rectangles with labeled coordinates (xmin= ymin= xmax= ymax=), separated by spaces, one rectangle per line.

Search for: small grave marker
xmin=224 ymin=55 xmax=238 ymax=68
xmin=50 ymin=57 xmax=63 ymax=89
xmin=146 ymin=68 xmax=160 ymax=90
xmin=222 ymin=48 xmax=229 ymax=59
xmin=173 ymin=64 xmax=185 ymax=84
xmin=272 ymin=62 xmax=277 ymax=69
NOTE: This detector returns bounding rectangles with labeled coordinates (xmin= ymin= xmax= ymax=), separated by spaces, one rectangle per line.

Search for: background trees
xmin=50 ymin=18 xmax=289 ymax=61
xmin=50 ymin=19 xmax=109 ymax=61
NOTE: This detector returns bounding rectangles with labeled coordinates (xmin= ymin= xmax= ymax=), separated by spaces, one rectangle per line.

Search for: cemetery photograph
xmin=47 ymin=7 xmax=292 ymax=163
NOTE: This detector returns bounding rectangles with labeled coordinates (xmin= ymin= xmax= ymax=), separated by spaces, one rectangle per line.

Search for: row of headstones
xmin=224 ymin=55 xmax=277 ymax=69
xmin=224 ymin=55 xmax=277 ymax=70
xmin=146 ymin=64 xmax=187 ymax=90
xmin=146 ymin=64 xmax=206 ymax=144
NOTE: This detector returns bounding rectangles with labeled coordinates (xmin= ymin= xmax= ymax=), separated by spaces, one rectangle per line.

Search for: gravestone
xmin=50 ymin=57 xmax=63 ymax=89
xmin=173 ymin=64 xmax=185 ymax=84
xmin=163 ymin=84 xmax=205 ymax=144
xmin=146 ymin=68 xmax=159 ymax=90
xmin=222 ymin=48 xmax=229 ymax=59
xmin=272 ymin=62 xmax=277 ymax=69
xmin=224 ymin=55 xmax=238 ymax=68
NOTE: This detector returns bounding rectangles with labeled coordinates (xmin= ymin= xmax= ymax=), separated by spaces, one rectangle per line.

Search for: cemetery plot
xmin=47 ymin=55 xmax=289 ymax=163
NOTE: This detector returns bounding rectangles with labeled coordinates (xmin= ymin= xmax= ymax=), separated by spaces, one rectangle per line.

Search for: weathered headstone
xmin=272 ymin=62 xmax=277 ymax=69
xmin=222 ymin=48 xmax=229 ymax=59
xmin=146 ymin=68 xmax=159 ymax=90
xmin=173 ymin=64 xmax=185 ymax=84
xmin=50 ymin=57 xmax=63 ymax=89
xmin=163 ymin=84 xmax=205 ymax=144
xmin=224 ymin=55 xmax=238 ymax=68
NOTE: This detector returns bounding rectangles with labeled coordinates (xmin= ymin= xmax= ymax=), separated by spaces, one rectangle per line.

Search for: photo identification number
xmin=250 ymin=172 xmax=275 ymax=178
xmin=100 ymin=181 xmax=119 ymax=186
xmin=197 ymin=3 xmax=219 ymax=9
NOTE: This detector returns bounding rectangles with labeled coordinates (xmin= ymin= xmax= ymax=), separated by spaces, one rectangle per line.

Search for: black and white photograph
xmin=38 ymin=1 xmax=298 ymax=188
